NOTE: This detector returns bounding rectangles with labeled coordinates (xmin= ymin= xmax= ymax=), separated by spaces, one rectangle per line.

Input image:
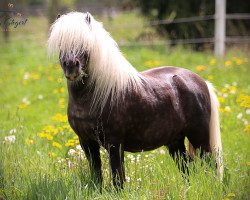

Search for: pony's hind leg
xmin=167 ymin=136 xmax=191 ymax=175
xmin=186 ymin=127 xmax=215 ymax=170
xmin=187 ymin=127 xmax=211 ymax=159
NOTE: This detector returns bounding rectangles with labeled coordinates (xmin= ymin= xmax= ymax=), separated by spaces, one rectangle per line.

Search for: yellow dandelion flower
xmin=54 ymin=64 xmax=60 ymax=69
xmin=196 ymin=65 xmax=206 ymax=71
xmin=207 ymin=75 xmax=213 ymax=80
xmin=218 ymin=96 xmax=224 ymax=103
xmin=236 ymin=94 xmax=250 ymax=108
xmin=58 ymin=98 xmax=66 ymax=109
xmin=209 ymin=58 xmax=216 ymax=66
xmin=224 ymin=106 xmax=232 ymax=113
xmin=42 ymin=125 xmax=59 ymax=135
xmin=43 ymin=125 xmax=55 ymax=133
xmin=221 ymin=88 xmax=228 ymax=93
xmin=229 ymin=86 xmax=237 ymax=94
xmin=46 ymin=134 xmax=53 ymax=141
xmin=53 ymin=89 xmax=59 ymax=94
xmin=60 ymin=87 xmax=65 ymax=93
xmin=227 ymin=193 xmax=235 ymax=197
xmin=31 ymin=73 xmax=41 ymax=80
xmin=74 ymin=140 xmax=80 ymax=144
xmin=52 ymin=114 xmax=68 ymax=123
xmin=59 ymin=105 xmax=65 ymax=109
xmin=37 ymin=66 xmax=43 ymax=71
xmin=37 ymin=132 xmax=47 ymax=138
xmin=18 ymin=103 xmax=28 ymax=109
xmin=73 ymin=135 xmax=79 ymax=140
xmin=48 ymin=76 xmax=54 ymax=82
xmin=62 ymin=124 xmax=70 ymax=129
xmin=58 ymin=127 xmax=63 ymax=132
xmin=235 ymin=59 xmax=243 ymax=65
xmin=57 ymin=77 xmax=63 ymax=83
xmin=48 ymin=152 xmax=56 ymax=157
xmin=219 ymin=108 xmax=224 ymax=113
xmin=67 ymin=139 xmax=75 ymax=143
xmin=52 ymin=141 xmax=62 ymax=148
xmin=26 ymin=138 xmax=34 ymax=145
xmin=244 ymin=124 xmax=250 ymax=133
xmin=144 ymin=60 xmax=161 ymax=68
xmin=225 ymin=60 xmax=232 ymax=67
xmin=65 ymin=142 xmax=75 ymax=147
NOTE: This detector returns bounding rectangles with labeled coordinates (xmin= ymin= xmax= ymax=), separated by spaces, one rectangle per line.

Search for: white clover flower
xmin=23 ymin=72 xmax=30 ymax=80
xmin=4 ymin=135 xmax=16 ymax=143
xmin=9 ymin=128 xmax=17 ymax=134
xmin=217 ymin=91 xmax=222 ymax=96
xmin=224 ymin=106 xmax=231 ymax=112
xmin=224 ymin=84 xmax=229 ymax=88
xmin=38 ymin=95 xmax=43 ymax=100
xmin=76 ymin=145 xmax=82 ymax=150
xmin=223 ymin=93 xmax=228 ymax=98
xmin=68 ymin=149 xmax=76 ymax=156
xmin=58 ymin=159 xmax=65 ymax=164
xmin=237 ymin=113 xmax=243 ymax=119
xmin=137 ymin=178 xmax=141 ymax=182
xmin=125 ymin=176 xmax=131 ymax=182
xmin=232 ymin=82 xmax=237 ymax=86
xmin=22 ymin=97 xmax=30 ymax=105
xmin=246 ymin=109 xmax=250 ymax=115
xmin=159 ymin=149 xmax=165 ymax=154
xmin=243 ymin=119 xmax=248 ymax=125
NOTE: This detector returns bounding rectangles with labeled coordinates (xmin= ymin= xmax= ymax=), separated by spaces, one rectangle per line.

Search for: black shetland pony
xmin=48 ymin=12 xmax=223 ymax=189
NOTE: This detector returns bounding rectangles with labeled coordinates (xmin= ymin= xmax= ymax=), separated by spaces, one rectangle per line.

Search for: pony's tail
xmin=206 ymin=81 xmax=223 ymax=180
xmin=188 ymin=81 xmax=223 ymax=180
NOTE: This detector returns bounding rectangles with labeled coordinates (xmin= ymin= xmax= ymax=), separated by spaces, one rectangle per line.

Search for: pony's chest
xmin=67 ymin=103 xmax=95 ymax=138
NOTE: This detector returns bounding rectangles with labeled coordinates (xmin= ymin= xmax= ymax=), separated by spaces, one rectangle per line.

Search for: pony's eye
xmin=63 ymin=61 xmax=67 ymax=66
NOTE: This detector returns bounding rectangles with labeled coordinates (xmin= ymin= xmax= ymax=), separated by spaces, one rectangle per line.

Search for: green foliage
xmin=0 ymin=13 xmax=249 ymax=199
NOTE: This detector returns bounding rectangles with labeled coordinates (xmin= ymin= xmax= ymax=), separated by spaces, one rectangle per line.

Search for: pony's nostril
xmin=75 ymin=60 xmax=79 ymax=66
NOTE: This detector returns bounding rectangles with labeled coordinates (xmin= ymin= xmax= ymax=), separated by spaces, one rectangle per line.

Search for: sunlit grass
xmin=0 ymin=13 xmax=249 ymax=199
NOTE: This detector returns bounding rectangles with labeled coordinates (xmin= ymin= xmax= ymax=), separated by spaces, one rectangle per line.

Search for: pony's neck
xmin=87 ymin=26 xmax=144 ymax=111
xmin=67 ymin=79 xmax=91 ymax=101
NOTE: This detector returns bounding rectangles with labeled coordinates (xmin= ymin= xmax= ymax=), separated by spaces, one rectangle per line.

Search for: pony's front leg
xmin=108 ymin=143 xmax=125 ymax=189
xmin=79 ymin=138 xmax=102 ymax=187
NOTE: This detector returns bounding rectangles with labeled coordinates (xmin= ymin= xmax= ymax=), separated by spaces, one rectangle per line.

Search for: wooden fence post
xmin=214 ymin=0 xmax=226 ymax=57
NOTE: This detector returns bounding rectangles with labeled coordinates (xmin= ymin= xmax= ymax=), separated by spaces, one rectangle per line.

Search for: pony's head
xmin=48 ymin=12 xmax=145 ymax=112
xmin=48 ymin=12 xmax=93 ymax=81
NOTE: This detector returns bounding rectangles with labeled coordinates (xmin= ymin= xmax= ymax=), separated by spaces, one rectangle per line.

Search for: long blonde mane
xmin=48 ymin=12 xmax=145 ymax=112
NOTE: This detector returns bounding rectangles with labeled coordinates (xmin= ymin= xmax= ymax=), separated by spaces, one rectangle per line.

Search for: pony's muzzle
xmin=65 ymin=71 xmax=79 ymax=81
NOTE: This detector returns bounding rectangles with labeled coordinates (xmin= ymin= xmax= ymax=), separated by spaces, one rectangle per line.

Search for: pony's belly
xmin=124 ymin=143 xmax=164 ymax=153
xmin=123 ymin=131 xmax=172 ymax=152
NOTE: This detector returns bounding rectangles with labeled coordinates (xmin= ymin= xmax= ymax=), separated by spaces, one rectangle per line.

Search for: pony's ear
xmin=85 ymin=12 xmax=91 ymax=24
xmin=57 ymin=14 xmax=61 ymax=19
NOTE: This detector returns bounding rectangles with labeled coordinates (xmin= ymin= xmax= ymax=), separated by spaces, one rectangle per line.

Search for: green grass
xmin=0 ymin=12 xmax=250 ymax=200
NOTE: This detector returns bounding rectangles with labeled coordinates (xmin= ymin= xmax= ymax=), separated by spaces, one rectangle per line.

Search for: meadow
xmin=0 ymin=12 xmax=249 ymax=199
